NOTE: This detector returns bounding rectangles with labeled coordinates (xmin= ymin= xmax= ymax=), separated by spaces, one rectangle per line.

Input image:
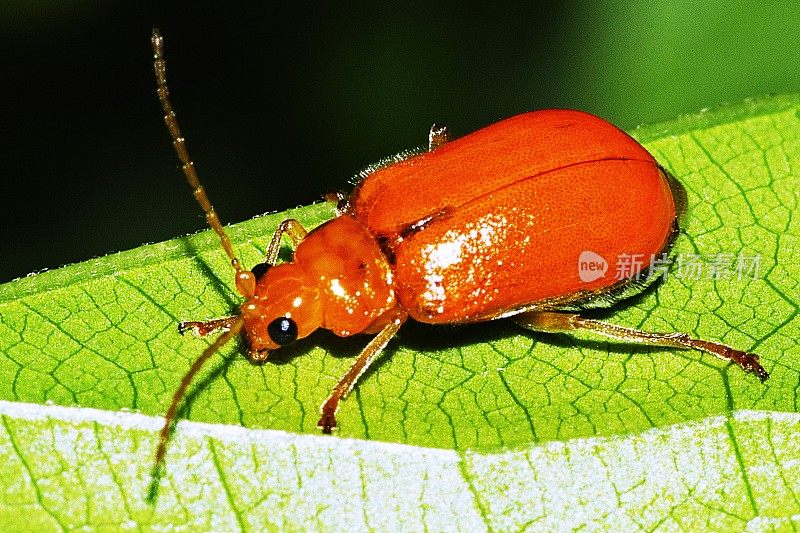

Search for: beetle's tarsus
xmin=428 ymin=124 xmax=450 ymax=151
xmin=177 ymin=321 xmax=203 ymax=336
xmin=732 ymin=350 xmax=769 ymax=382
xmin=685 ymin=337 xmax=769 ymax=382
xmin=178 ymin=317 xmax=237 ymax=337
xmin=317 ymin=412 xmax=337 ymax=434
xmin=247 ymin=348 xmax=270 ymax=364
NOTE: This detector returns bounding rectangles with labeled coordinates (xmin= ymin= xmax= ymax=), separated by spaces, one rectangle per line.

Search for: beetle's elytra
xmin=149 ymin=29 xmax=768 ymax=477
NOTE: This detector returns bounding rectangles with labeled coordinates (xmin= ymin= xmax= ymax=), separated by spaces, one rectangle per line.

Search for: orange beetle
xmin=150 ymin=30 xmax=768 ymax=475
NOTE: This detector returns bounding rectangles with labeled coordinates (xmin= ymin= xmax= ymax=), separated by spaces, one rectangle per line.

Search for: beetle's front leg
xmin=261 ymin=219 xmax=308 ymax=267
xmin=180 ymin=220 xmax=308 ymax=337
xmin=178 ymin=315 xmax=239 ymax=337
xmin=249 ymin=218 xmax=309 ymax=281
xmin=514 ymin=311 xmax=769 ymax=381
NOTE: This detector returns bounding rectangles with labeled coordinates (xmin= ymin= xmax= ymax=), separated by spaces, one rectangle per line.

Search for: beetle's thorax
xmin=241 ymin=216 xmax=397 ymax=351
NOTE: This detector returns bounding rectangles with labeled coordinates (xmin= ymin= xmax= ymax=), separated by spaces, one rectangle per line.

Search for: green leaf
xmin=1 ymin=95 xmax=799 ymax=530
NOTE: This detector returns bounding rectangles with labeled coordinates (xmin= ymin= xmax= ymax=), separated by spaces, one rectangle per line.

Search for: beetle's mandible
xmin=149 ymin=29 xmax=768 ymax=478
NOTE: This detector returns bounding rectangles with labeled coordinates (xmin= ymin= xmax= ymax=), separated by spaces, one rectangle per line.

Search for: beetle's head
xmin=240 ymin=262 xmax=324 ymax=354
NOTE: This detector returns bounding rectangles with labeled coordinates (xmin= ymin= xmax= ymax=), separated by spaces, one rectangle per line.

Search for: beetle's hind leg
xmin=428 ymin=124 xmax=450 ymax=151
xmin=514 ymin=311 xmax=768 ymax=382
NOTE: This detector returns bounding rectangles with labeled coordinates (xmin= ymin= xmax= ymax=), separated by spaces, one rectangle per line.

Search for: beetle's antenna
xmin=151 ymin=29 xmax=255 ymax=298
xmin=148 ymin=316 xmax=244 ymax=502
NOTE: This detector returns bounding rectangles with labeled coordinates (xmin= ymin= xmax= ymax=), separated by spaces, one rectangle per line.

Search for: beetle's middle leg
xmin=318 ymin=311 xmax=407 ymax=434
xmin=514 ymin=311 xmax=769 ymax=381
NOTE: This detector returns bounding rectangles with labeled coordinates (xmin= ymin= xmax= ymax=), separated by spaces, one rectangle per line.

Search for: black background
xmin=3 ymin=3 xmax=797 ymax=282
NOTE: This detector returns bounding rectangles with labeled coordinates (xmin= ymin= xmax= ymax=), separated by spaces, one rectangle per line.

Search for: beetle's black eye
xmin=267 ymin=317 xmax=298 ymax=346
xmin=250 ymin=262 xmax=271 ymax=281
